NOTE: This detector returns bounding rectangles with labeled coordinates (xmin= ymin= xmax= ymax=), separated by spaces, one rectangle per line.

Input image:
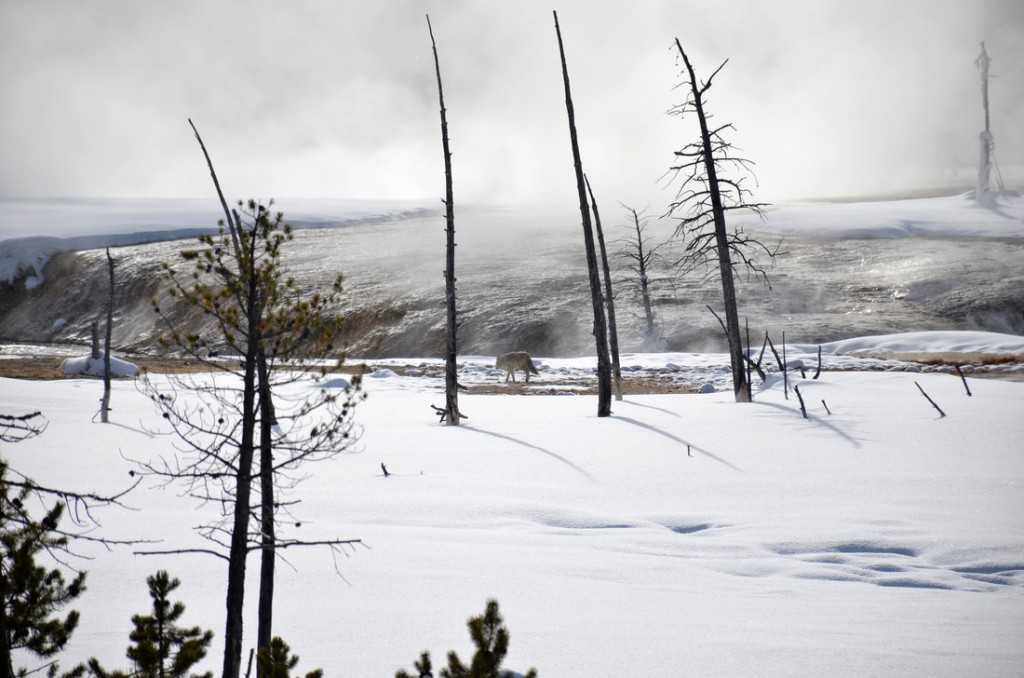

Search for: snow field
xmin=3 ymin=348 xmax=1022 ymax=676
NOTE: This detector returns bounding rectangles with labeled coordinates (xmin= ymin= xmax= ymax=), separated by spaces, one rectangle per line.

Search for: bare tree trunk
xmin=0 ymin=588 xmax=13 ymax=678
xmin=222 ymin=246 xmax=259 ymax=678
xmin=554 ymin=11 xmax=611 ymax=417
xmin=975 ymin=41 xmax=994 ymax=206
xmin=190 ymin=119 xmax=241 ymax=255
xmin=101 ymin=248 xmax=114 ymax=423
xmin=223 ymin=366 xmax=255 ymax=678
xmin=90 ymin=320 xmax=100 ymax=360
xmin=256 ymin=354 xmax=275 ymax=669
xmin=674 ymin=39 xmax=750 ymax=402
xmin=586 ymin=177 xmax=622 ymax=401
xmin=427 ymin=15 xmax=460 ymax=426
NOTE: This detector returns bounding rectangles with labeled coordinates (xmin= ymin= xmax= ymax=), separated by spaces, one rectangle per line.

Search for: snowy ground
xmin=2 ymin=331 xmax=1023 ymax=677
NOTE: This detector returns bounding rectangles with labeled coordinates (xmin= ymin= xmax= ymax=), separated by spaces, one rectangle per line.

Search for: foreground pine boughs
xmin=87 ymin=570 xmax=213 ymax=678
xmin=396 ymin=599 xmax=537 ymax=678
xmin=0 ymin=460 xmax=86 ymax=678
xmin=255 ymin=637 xmax=322 ymax=678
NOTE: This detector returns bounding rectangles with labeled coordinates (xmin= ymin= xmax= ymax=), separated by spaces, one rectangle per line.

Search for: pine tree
xmin=88 ymin=570 xmax=212 ymax=678
xmin=396 ymin=600 xmax=537 ymax=678
xmin=141 ymin=193 xmax=362 ymax=678
xmin=254 ymin=638 xmax=321 ymax=678
xmin=0 ymin=460 xmax=86 ymax=678
xmin=395 ymin=651 xmax=432 ymax=678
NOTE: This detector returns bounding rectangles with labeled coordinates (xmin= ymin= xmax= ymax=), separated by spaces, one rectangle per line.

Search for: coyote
xmin=495 ymin=351 xmax=539 ymax=383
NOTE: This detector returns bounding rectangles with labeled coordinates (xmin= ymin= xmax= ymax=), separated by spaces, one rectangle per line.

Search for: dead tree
xmin=586 ymin=176 xmax=622 ymax=400
xmin=427 ymin=15 xmax=462 ymax=426
xmin=613 ymin=205 xmax=669 ymax=348
xmin=975 ymin=41 xmax=998 ymax=206
xmin=554 ymin=11 xmax=612 ymax=416
xmin=100 ymin=249 xmax=115 ymax=423
xmin=666 ymin=40 xmax=774 ymax=402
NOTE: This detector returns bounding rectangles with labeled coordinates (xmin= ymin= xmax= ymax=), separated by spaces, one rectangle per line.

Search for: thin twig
xmin=954 ymin=365 xmax=973 ymax=397
xmin=915 ymin=382 xmax=946 ymax=417
xmin=794 ymin=384 xmax=808 ymax=419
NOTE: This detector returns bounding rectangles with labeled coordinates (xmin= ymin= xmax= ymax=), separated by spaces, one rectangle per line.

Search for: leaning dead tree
xmin=427 ymin=14 xmax=463 ymax=426
xmin=665 ymin=39 xmax=774 ymax=402
xmin=586 ymin=176 xmax=622 ymax=400
xmin=554 ymin=11 xmax=612 ymax=417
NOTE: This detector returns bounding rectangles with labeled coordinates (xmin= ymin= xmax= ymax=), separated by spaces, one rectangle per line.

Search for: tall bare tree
xmin=586 ymin=176 xmax=622 ymax=400
xmin=666 ymin=39 xmax=773 ymax=402
xmin=554 ymin=11 xmax=612 ymax=417
xmin=427 ymin=15 xmax=463 ymax=426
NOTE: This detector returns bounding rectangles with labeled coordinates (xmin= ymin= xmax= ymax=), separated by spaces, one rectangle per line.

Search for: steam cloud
xmin=1 ymin=0 xmax=1021 ymax=211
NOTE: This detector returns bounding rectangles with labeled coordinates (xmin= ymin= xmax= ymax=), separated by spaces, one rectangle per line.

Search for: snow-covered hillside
xmin=2 ymin=193 xmax=1023 ymax=357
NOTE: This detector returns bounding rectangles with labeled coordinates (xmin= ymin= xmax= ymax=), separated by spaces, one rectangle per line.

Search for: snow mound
xmin=60 ymin=354 xmax=139 ymax=377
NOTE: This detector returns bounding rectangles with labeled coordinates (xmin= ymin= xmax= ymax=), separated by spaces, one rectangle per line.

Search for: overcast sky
xmin=2 ymin=0 xmax=1022 ymax=207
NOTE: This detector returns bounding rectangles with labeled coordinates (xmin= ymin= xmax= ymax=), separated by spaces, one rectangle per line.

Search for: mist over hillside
xmin=2 ymin=196 xmax=1022 ymax=360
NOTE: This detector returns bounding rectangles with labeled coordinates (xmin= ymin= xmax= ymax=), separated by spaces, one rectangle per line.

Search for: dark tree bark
xmin=679 ymin=41 xmax=746 ymax=402
xmin=586 ymin=176 xmax=622 ymax=401
xmin=222 ymin=236 xmax=259 ymax=678
xmin=427 ymin=15 xmax=461 ymax=426
xmin=100 ymin=248 xmax=114 ymax=423
xmin=667 ymin=40 xmax=775 ymax=403
xmin=554 ymin=11 xmax=611 ymax=417
xmin=256 ymin=354 xmax=275 ymax=666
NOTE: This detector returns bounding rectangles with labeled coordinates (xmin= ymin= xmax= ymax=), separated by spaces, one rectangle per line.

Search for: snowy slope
xmin=737 ymin=191 xmax=1024 ymax=238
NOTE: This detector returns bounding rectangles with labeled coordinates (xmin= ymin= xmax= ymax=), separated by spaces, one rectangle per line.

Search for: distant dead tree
xmin=975 ymin=41 xmax=1003 ymax=206
xmin=613 ymin=205 xmax=671 ymax=349
xmin=554 ymin=10 xmax=612 ymax=416
xmin=427 ymin=14 xmax=464 ymax=426
xmin=665 ymin=39 xmax=775 ymax=402
xmin=100 ymin=248 xmax=115 ymax=423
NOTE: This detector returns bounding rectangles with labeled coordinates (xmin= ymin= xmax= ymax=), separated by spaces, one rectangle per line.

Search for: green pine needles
xmin=87 ymin=571 xmax=212 ymax=678
xmin=255 ymin=637 xmax=321 ymax=678
xmin=1 ymin=460 xmax=86 ymax=678
xmin=396 ymin=599 xmax=537 ymax=678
